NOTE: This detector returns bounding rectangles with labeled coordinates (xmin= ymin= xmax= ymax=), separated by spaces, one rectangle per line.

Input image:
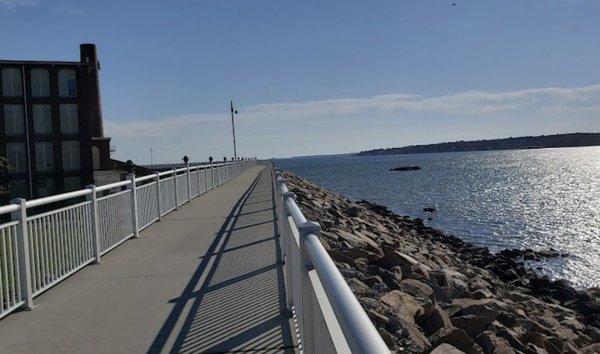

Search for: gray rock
xmin=423 ymin=305 xmax=453 ymax=336
xmin=430 ymin=343 xmax=466 ymax=354
xmin=581 ymin=343 xmax=600 ymax=354
xmin=346 ymin=278 xmax=370 ymax=296
xmin=475 ymin=331 xmax=516 ymax=354
xmin=430 ymin=327 xmax=475 ymax=353
xmin=367 ymin=309 xmax=389 ymax=326
xmin=452 ymin=314 xmax=489 ymax=338
xmin=399 ymin=279 xmax=435 ymax=301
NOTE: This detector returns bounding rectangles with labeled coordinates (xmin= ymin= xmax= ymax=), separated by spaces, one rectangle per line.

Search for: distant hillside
xmin=355 ymin=133 xmax=600 ymax=156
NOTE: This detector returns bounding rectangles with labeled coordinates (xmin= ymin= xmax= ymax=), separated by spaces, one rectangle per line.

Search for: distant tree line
xmin=355 ymin=133 xmax=600 ymax=156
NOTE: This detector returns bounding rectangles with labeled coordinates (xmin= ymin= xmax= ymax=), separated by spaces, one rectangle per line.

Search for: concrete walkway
xmin=0 ymin=166 xmax=295 ymax=353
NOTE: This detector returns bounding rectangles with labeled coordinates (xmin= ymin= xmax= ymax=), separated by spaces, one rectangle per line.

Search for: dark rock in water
xmin=423 ymin=207 xmax=437 ymax=213
xmin=390 ymin=165 xmax=422 ymax=171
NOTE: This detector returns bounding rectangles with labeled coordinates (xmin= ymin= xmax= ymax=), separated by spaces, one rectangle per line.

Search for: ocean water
xmin=276 ymin=146 xmax=600 ymax=289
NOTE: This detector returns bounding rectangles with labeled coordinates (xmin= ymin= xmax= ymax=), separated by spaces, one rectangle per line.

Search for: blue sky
xmin=2 ymin=0 xmax=600 ymax=162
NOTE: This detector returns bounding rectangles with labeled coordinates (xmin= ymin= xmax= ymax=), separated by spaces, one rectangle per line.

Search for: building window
xmin=35 ymin=142 xmax=54 ymax=172
xmin=61 ymin=141 xmax=80 ymax=171
xmin=60 ymin=104 xmax=78 ymax=134
xmin=58 ymin=69 xmax=76 ymax=97
xmin=1 ymin=68 xmax=22 ymax=97
xmin=9 ymin=180 xmax=27 ymax=199
xmin=6 ymin=142 xmax=27 ymax=173
xmin=33 ymin=104 xmax=52 ymax=135
xmin=30 ymin=68 xmax=50 ymax=97
xmin=36 ymin=178 xmax=55 ymax=197
xmin=3 ymin=104 xmax=24 ymax=136
xmin=64 ymin=176 xmax=81 ymax=192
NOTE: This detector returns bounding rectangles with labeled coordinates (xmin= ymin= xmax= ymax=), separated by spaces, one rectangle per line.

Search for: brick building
xmin=0 ymin=44 xmax=111 ymax=200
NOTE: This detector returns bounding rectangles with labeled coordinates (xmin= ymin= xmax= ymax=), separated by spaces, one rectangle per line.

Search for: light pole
xmin=230 ymin=101 xmax=238 ymax=160
xmin=150 ymin=148 xmax=154 ymax=168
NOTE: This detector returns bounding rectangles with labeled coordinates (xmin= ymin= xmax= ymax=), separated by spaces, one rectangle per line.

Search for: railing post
xmin=173 ymin=169 xmax=179 ymax=209
xmin=211 ymin=162 xmax=215 ymax=189
xmin=204 ymin=166 xmax=208 ymax=193
xmin=155 ymin=172 xmax=162 ymax=221
xmin=186 ymin=164 xmax=191 ymax=202
xmin=126 ymin=174 xmax=140 ymax=238
xmin=196 ymin=166 xmax=201 ymax=196
xmin=85 ymin=185 xmax=101 ymax=263
xmin=280 ymin=189 xmax=295 ymax=313
xmin=10 ymin=198 xmax=34 ymax=309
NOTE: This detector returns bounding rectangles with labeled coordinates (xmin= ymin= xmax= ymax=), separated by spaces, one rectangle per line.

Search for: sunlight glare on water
xmin=278 ymin=146 xmax=600 ymax=289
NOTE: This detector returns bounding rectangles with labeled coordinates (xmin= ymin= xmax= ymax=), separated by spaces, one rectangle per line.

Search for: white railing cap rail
xmin=95 ymin=180 xmax=132 ymax=192
xmin=25 ymin=189 xmax=92 ymax=208
xmin=275 ymin=167 xmax=391 ymax=354
xmin=0 ymin=204 xmax=20 ymax=215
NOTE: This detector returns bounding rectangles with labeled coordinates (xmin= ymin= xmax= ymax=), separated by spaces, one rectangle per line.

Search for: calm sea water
xmin=277 ymin=146 xmax=600 ymax=289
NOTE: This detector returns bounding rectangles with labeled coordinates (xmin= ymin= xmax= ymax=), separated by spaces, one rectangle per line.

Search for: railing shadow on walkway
xmin=149 ymin=169 xmax=294 ymax=353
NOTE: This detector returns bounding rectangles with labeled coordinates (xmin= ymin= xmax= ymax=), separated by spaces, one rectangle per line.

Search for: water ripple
xmin=278 ymin=146 xmax=600 ymax=289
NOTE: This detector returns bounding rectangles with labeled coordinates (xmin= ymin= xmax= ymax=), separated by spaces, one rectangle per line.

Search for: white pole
xmin=86 ymin=185 xmax=101 ymax=263
xmin=126 ymin=174 xmax=140 ymax=238
xmin=155 ymin=172 xmax=162 ymax=221
xmin=11 ymin=198 xmax=34 ymax=309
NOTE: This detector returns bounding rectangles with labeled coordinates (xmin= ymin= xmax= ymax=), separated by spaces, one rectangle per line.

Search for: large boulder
xmin=423 ymin=305 xmax=453 ymax=335
xmin=451 ymin=314 xmax=489 ymax=338
xmin=374 ymin=246 xmax=431 ymax=276
xmin=380 ymin=290 xmax=426 ymax=321
xmin=429 ymin=327 xmax=475 ymax=353
xmin=475 ymin=331 xmax=516 ymax=354
xmin=430 ymin=343 xmax=466 ymax=354
xmin=388 ymin=315 xmax=431 ymax=352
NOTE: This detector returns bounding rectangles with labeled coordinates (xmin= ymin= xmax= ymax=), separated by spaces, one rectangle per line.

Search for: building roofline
xmin=0 ymin=60 xmax=94 ymax=66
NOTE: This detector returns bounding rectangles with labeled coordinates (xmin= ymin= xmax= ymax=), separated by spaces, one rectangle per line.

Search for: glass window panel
xmin=36 ymin=178 xmax=55 ymax=197
xmin=6 ymin=142 xmax=27 ymax=173
xmin=33 ymin=104 xmax=52 ymax=135
xmin=60 ymin=104 xmax=78 ymax=134
xmin=3 ymin=104 xmax=24 ymax=136
xmin=63 ymin=176 xmax=81 ymax=192
xmin=9 ymin=180 xmax=27 ymax=200
xmin=58 ymin=69 xmax=76 ymax=97
xmin=61 ymin=140 xmax=80 ymax=171
xmin=35 ymin=141 xmax=54 ymax=172
xmin=1 ymin=68 xmax=22 ymax=97
xmin=30 ymin=68 xmax=50 ymax=97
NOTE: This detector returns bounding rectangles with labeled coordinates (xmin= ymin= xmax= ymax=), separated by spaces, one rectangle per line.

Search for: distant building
xmin=0 ymin=44 xmax=111 ymax=201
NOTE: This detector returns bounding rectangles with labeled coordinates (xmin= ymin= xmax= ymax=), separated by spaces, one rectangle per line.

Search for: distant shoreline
xmin=356 ymin=132 xmax=600 ymax=157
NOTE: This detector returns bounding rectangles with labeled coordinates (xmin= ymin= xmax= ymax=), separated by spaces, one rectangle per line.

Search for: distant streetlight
xmin=230 ymin=101 xmax=238 ymax=160
xmin=150 ymin=148 xmax=154 ymax=168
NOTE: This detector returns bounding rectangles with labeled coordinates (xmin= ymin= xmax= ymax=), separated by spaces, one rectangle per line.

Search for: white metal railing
xmin=273 ymin=165 xmax=390 ymax=354
xmin=0 ymin=159 xmax=256 ymax=319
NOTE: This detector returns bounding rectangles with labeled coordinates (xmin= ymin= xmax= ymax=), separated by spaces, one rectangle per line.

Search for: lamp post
xmin=230 ymin=101 xmax=238 ymax=160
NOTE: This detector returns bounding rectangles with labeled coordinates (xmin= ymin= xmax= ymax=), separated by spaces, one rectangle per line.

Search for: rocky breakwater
xmin=282 ymin=171 xmax=600 ymax=354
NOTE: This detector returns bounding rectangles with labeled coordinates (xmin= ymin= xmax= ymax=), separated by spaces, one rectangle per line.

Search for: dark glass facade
xmin=0 ymin=44 xmax=111 ymax=201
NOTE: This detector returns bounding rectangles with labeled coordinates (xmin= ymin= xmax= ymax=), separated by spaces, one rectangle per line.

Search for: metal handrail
xmin=0 ymin=158 xmax=257 ymax=319
xmin=274 ymin=165 xmax=390 ymax=354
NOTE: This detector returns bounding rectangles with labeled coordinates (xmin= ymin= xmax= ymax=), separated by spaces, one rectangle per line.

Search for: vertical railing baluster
xmin=126 ymin=174 xmax=140 ymax=238
xmin=11 ymin=198 xmax=34 ymax=309
xmin=86 ymin=185 xmax=101 ymax=263
xmin=186 ymin=164 xmax=191 ymax=202
xmin=196 ymin=166 xmax=201 ymax=197
xmin=211 ymin=162 xmax=215 ymax=189
xmin=173 ymin=169 xmax=179 ymax=209
xmin=155 ymin=172 xmax=162 ymax=221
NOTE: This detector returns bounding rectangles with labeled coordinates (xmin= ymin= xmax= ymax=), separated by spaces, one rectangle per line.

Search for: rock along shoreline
xmin=282 ymin=171 xmax=600 ymax=354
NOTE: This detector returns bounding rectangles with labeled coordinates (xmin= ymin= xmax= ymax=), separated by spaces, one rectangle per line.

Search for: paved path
xmin=0 ymin=166 xmax=295 ymax=354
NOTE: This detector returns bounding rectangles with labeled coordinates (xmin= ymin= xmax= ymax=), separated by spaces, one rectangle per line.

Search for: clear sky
xmin=2 ymin=0 xmax=600 ymax=162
